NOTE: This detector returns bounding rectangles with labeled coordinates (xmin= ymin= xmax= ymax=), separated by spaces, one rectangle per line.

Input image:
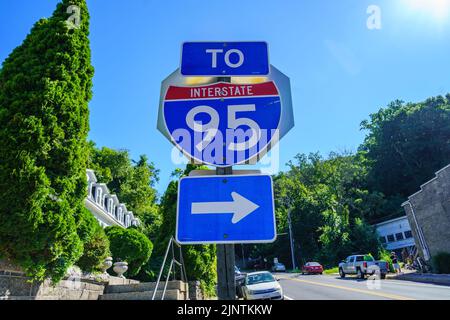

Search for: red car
xmin=302 ymin=262 xmax=323 ymax=275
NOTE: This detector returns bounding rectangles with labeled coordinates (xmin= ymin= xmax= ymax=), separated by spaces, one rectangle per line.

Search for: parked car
xmin=338 ymin=254 xmax=389 ymax=279
xmin=235 ymin=266 xmax=246 ymax=298
xmin=272 ymin=262 xmax=286 ymax=272
xmin=242 ymin=271 xmax=284 ymax=300
xmin=302 ymin=262 xmax=323 ymax=275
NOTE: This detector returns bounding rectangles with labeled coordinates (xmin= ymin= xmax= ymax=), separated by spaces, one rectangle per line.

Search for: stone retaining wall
xmin=0 ymin=272 xmax=105 ymax=300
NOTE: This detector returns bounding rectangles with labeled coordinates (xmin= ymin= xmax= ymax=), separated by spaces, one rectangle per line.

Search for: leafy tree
xmin=105 ymin=225 xmax=153 ymax=277
xmin=0 ymin=0 xmax=95 ymax=281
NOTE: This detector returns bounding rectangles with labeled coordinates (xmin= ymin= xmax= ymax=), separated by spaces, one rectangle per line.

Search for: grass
xmin=323 ymin=267 xmax=339 ymax=274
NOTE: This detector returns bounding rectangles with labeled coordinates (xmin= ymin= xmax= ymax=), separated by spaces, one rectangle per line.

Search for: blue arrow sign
xmin=181 ymin=42 xmax=269 ymax=76
xmin=176 ymin=175 xmax=276 ymax=244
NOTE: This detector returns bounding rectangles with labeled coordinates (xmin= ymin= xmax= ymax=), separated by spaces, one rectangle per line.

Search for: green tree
xmin=87 ymin=143 xmax=160 ymax=238
xmin=360 ymin=95 xmax=450 ymax=219
xmin=0 ymin=0 xmax=95 ymax=282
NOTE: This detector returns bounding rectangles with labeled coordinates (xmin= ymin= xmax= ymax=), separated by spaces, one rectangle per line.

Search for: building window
xmin=96 ymin=188 xmax=102 ymax=204
xmin=404 ymin=230 xmax=413 ymax=239
xmin=395 ymin=233 xmax=404 ymax=241
xmin=379 ymin=236 xmax=387 ymax=244
xmin=88 ymin=183 xmax=93 ymax=199
xmin=108 ymin=199 xmax=113 ymax=214
xmin=387 ymin=234 xmax=395 ymax=242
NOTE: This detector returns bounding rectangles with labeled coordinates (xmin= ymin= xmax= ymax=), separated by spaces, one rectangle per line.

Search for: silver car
xmin=272 ymin=262 xmax=286 ymax=272
xmin=242 ymin=271 xmax=284 ymax=300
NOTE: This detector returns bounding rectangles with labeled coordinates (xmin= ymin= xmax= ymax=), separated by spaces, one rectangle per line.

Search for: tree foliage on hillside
xmin=265 ymin=153 xmax=381 ymax=268
xmin=360 ymin=95 xmax=450 ymax=201
xmin=0 ymin=0 xmax=95 ymax=281
xmin=87 ymin=142 xmax=160 ymax=238
xmin=250 ymin=94 xmax=450 ymax=268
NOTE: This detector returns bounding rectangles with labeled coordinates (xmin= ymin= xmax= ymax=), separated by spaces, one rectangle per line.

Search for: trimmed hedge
xmin=105 ymin=226 xmax=153 ymax=277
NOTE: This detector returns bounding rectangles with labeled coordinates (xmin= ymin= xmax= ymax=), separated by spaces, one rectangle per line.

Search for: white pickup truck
xmin=339 ymin=254 xmax=389 ymax=279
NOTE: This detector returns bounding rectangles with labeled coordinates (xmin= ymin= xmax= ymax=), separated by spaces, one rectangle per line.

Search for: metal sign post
xmin=216 ymin=164 xmax=235 ymax=300
xmin=215 ymin=76 xmax=235 ymax=300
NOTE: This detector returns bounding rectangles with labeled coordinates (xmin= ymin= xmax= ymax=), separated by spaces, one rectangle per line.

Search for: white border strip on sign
xmin=175 ymin=174 xmax=277 ymax=245
xmin=180 ymin=41 xmax=271 ymax=77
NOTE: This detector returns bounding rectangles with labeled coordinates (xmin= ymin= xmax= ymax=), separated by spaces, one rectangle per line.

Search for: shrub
xmin=105 ymin=226 xmax=153 ymax=277
xmin=432 ymin=252 xmax=450 ymax=274
xmin=324 ymin=267 xmax=339 ymax=274
xmin=183 ymin=245 xmax=217 ymax=297
xmin=77 ymin=222 xmax=110 ymax=273
xmin=378 ymin=249 xmax=395 ymax=273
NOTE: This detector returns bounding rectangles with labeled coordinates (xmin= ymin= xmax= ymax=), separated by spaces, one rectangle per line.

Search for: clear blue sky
xmin=1 ymin=0 xmax=450 ymax=196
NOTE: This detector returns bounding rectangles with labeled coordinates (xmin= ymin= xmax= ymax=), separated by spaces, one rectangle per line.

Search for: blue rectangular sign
xmin=176 ymin=175 xmax=276 ymax=244
xmin=181 ymin=42 xmax=269 ymax=76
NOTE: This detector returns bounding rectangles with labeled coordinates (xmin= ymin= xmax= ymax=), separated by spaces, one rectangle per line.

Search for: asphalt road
xmin=275 ymin=273 xmax=450 ymax=300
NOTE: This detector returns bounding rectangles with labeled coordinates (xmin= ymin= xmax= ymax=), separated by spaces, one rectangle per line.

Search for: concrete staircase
xmin=99 ymin=280 xmax=188 ymax=300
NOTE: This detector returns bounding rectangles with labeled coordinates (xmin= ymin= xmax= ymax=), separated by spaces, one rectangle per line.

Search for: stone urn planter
xmin=102 ymin=257 xmax=113 ymax=275
xmin=113 ymin=261 xmax=128 ymax=278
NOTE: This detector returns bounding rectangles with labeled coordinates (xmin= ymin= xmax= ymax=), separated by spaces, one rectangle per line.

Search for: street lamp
xmin=281 ymin=197 xmax=297 ymax=271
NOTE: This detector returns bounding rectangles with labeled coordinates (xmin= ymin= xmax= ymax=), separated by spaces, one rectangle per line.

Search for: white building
xmin=85 ymin=169 xmax=140 ymax=228
xmin=374 ymin=216 xmax=415 ymax=255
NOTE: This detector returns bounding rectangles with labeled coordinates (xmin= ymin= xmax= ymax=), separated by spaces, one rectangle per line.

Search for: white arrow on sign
xmin=191 ymin=192 xmax=259 ymax=224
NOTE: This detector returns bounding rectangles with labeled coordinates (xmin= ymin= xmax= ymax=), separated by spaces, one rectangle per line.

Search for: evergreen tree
xmin=0 ymin=0 xmax=94 ymax=281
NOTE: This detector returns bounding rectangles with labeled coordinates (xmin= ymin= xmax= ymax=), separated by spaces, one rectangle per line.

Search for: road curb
xmin=389 ymin=273 xmax=450 ymax=286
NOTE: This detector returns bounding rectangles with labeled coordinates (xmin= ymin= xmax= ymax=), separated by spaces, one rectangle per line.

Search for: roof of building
xmin=401 ymin=163 xmax=450 ymax=207
xmin=374 ymin=215 xmax=409 ymax=227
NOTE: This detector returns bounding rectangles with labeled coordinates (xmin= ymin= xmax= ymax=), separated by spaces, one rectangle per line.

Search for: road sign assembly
xmin=158 ymin=41 xmax=294 ymax=300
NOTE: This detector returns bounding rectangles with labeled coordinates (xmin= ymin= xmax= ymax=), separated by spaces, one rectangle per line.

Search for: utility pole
xmin=287 ymin=208 xmax=296 ymax=270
